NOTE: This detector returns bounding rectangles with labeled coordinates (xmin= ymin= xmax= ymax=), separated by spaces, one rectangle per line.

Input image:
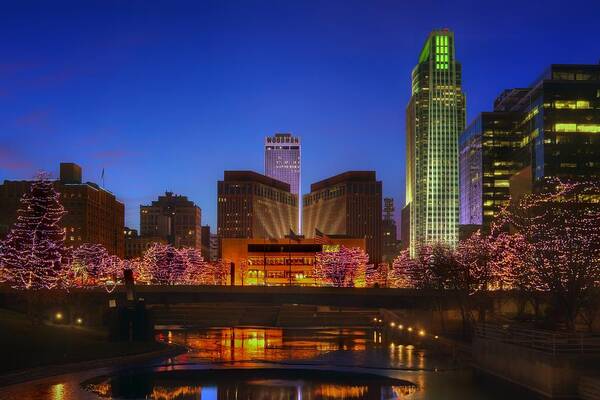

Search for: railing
xmin=475 ymin=323 xmax=600 ymax=356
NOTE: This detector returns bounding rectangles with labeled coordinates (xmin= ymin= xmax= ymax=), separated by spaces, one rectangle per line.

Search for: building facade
xmin=0 ymin=162 xmax=125 ymax=256
xmin=140 ymin=192 xmax=202 ymax=249
xmin=460 ymin=64 xmax=600 ymax=228
xmin=511 ymin=65 xmax=600 ymax=186
xmin=303 ymin=171 xmax=382 ymax=263
xmin=221 ymin=237 xmax=366 ymax=286
xmin=123 ymin=227 xmax=166 ymax=259
xmin=217 ymin=171 xmax=298 ymax=244
xmin=405 ymin=29 xmax=466 ymax=254
xmin=459 ymin=111 xmax=523 ymax=229
xmin=264 ymin=133 xmax=301 ymax=232
xmin=201 ymin=225 xmax=212 ymax=260
xmin=382 ymin=198 xmax=400 ymax=262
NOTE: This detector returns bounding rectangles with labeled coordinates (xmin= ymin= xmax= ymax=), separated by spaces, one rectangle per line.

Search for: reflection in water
xmin=51 ymin=383 xmax=65 ymax=400
xmin=157 ymin=327 xmax=369 ymax=364
xmin=85 ymin=369 xmax=417 ymax=400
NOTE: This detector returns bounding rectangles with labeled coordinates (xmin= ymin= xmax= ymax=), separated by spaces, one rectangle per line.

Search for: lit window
xmin=577 ymin=124 xmax=600 ymax=133
xmin=576 ymin=100 xmax=590 ymax=109
xmin=555 ymin=123 xmax=577 ymax=132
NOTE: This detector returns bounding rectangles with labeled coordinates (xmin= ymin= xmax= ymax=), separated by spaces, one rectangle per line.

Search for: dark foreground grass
xmin=0 ymin=308 xmax=165 ymax=374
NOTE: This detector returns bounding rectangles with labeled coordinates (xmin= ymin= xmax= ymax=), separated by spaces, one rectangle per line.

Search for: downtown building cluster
xmin=2 ymin=29 xmax=597 ymax=275
xmin=402 ymin=29 xmax=600 ymax=253
xmin=216 ymin=133 xmax=397 ymax=285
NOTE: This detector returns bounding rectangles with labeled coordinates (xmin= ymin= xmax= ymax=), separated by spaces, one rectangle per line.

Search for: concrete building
xmin=405 ymin=29 xmax=466 ymax=254
xmin=140 ymin=192 xmax=202 ymax=249
xmin=123 ymin=227 xmax=166 ymax=259
xmin=201 ymin=225 xmax=212 ymax=260
xmin=221 ymin=237 xmax=366 ymax=286
xmin=264 ymin=133 xmax=301 ymax=231
xmin=0 ymin=162 xmax=125 ymax=256
xmin=217 ymin=171 xmax=298 ymax=244
xmin=303 ymin=171 xmax=382 ymax=263
xmin=209 ymin=232 xmax=219 ymax=262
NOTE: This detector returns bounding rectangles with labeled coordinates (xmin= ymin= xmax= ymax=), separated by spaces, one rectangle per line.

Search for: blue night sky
xmin=1 ymin=0 xmax=599 ymax=231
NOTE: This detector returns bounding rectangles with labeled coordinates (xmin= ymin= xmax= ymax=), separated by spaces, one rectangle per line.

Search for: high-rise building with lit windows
xmin=405 ymin=29 xmax=466 ymax=254
xmin=459 ymin=110 xmax=523 ymax=229
xmin=459 ymin=64 xmax=600 ymax=230
xmin=503 ymin=64 xmax=600 ymax=186
xmin=265 ymin=133 xmax=301 ymax=232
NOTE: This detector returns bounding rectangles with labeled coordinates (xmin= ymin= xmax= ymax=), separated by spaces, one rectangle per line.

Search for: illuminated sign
xmin=322 ymin=244 xmax=340 ymax=253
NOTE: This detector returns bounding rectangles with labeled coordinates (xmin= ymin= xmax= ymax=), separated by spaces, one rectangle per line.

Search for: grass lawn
xmin=0 ymin=308 xmax=165 ymax=374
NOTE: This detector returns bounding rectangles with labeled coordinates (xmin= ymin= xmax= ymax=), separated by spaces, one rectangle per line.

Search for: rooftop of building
xmin=492 ymin=63 xmax=600 ymax=112
xmin=1 ymin=162 xmax=120 ymax=200
xmin=418 ymin=28 xmax=455 ymax=64
xmin=142 ymin=191 xmax=199 ymax=208
xmin=310 ymin=171 xmax=378 ymax=192
xmin=222 ymin=170 xmax=291 ymax=192
xmin=265 ymin=132 xmax=300 ymax=145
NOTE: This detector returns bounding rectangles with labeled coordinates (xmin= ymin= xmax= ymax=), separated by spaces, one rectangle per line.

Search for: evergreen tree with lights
xmin=1 ymin=173 xmax=67 ymax=290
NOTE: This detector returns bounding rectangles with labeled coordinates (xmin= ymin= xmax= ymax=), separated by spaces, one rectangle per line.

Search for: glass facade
xmin=460 ymin=64 xmax=600 ymax=230
xmin=459 ymin=112 xmax=522 ymax=229
xmin=406 ymin=30 xmax=466 ymax=255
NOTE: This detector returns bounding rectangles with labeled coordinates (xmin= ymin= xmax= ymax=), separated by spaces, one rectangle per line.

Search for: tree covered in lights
xmin=70 ymin=243 xmax=110 ymax=286
xmin=495 ymin=179 xmax=600 ymax=330
xmin=366 ymin=263 xmax=389 ymax=288
xmin=1 ymin=174 xmax=68 ymax=290
xmin=181 ymin=248 xmax=227 ymax=285
xmin=313 ymin=246 xmax=368 ymax=287
xmin=142 ymin=242 xmax=187 ymax=285
xmin=389 ymin=249 xmax=417 ymax=289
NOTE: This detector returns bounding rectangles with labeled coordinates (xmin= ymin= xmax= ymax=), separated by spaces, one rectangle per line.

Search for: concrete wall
xmin=473 ymin=337 xmax=600 ymax=398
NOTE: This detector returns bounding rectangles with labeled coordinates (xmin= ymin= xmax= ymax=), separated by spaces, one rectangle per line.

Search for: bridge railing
xmin=474 ymin=323 xmax=600 ymax=356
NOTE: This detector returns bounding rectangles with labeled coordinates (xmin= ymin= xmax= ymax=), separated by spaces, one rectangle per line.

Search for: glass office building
xmin=459 ymin=64 xmax=600 ymax=230
xmin=405 ymin=29 xmax=466 ymax=255
xmin=459 ymin=111 xmax=523 ymax=229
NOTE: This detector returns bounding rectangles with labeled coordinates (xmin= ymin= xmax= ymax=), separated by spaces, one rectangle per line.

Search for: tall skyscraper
xmin=140 ymin=192 xmax=202 ymax=249
xmin=303 ymin=171 xmax=382 ymax=263
xmin=265 ymin=133 xmax=301 ymax=232
xmin=405 ymin=29 xmax=466 ymax=254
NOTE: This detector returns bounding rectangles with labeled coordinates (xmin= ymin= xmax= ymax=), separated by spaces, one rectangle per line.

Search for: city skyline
xmin=1 ymin=1 xmax=600 ymax=231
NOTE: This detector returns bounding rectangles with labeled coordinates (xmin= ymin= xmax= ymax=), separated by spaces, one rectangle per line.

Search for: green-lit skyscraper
xmin=404 ymin=29 xmax=466 ymax=255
